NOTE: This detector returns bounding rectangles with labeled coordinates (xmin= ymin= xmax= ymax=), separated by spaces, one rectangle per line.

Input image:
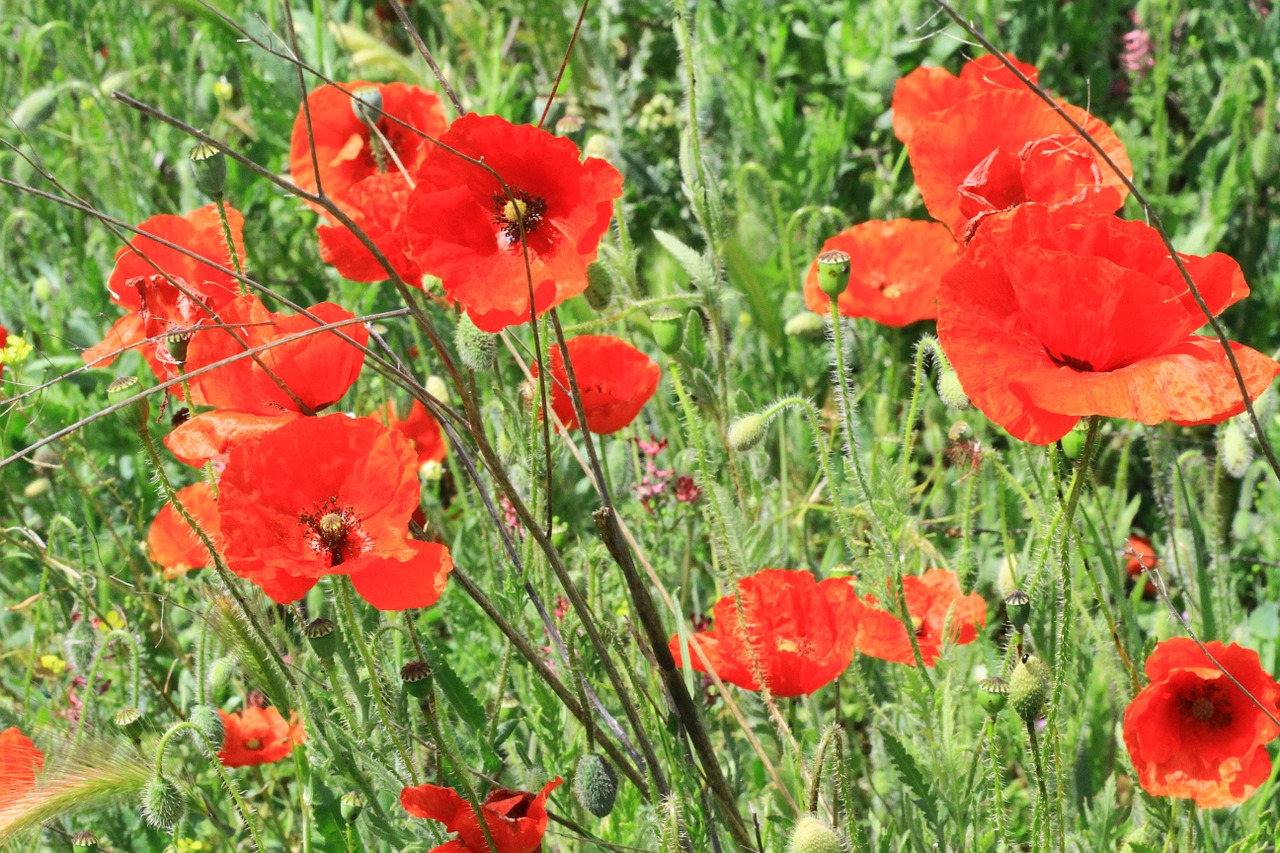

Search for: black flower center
xmin=1046 ymin=347 xmax=1096 ymax=372
xmin=492 ymin=187 xmax=548 ymax=244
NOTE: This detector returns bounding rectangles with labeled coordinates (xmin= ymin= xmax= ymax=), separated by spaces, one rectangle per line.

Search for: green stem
xmin=156 ymin=721 xmax=267 ymax=851
xmin=214 ymin=197 xmax=244 ymax=290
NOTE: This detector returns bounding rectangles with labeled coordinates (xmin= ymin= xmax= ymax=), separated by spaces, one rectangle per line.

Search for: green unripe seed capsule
xmin=189 ymin=141 xmax=227 ymax=199
xmin=650 ymin=308 xmax=685 ymax=355
xmin=790 ymin=814 xmax=842 ymax=853
xmin=303 ymin=618 xmax=338 ymax=661
xmin=107 ymin=375 xmax=151 ymax=435
xmin=1004 ymin=590 xmax=1031 ymax=632
xmin=816 ymin=250 xmax=851 ymax=299
xmin=71 ymin=831 xmax=99 ymax=851
xmin=727 ymin=413 xmax=769 ymax=452
xmin=583 ymin=261 xmax=616 ymax=310
xmin=978 ymin=676 xmax=1009 ymax=717
xmin=114 ymin=706 xmax=143 ymax=735
xmin=574 ymin=753 xmax=619 ymax=818
xmin=350 ymin=86 xmax=383 ymax=125
xmin=1009 ymin=654 xmax=1051 ymax=724
xmin=340 ymin=791 xmax=364 ymax=822
xmin=141 ymin=775 xmax=186 ymax=831
xmin=189 ymin=704 xmax=224 ymax=751
xmin=400 ymin=660 xmax=433 ymax=698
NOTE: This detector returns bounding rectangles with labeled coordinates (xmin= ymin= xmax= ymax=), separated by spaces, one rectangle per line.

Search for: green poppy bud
xmin=784 ymin=311 xmax=827 ymax=338
xmin=189 ymin=704 xmax=224 ymax=751
xmin=455 ymin=314 xmax=496 ymax=371
xmin=1251 ymin=128 xmax=1277 ymax=181
xmin=1219 ymin=418 xmax=1253 ymax=479
xmin=790 ymin=814 xmax=842 ymax=853
xmin=650 ymin=308 xmax=684 ymax=355
xmin=189 ymin=141 xmax=227 ymax=199
xmin=1009 ymin=654 xmax=1051 ymax=724
xmin=727 ymin=412 xmax=769 ymax=452
xmin=816 ymin=250 xmax=851 ymax=299
xmin=1059 ymin=426 xmax=1085 ymax=461
xmin=206 ymin=656 xmax=235 ymax=692
xmin=573 ymin=753 xmax=619 ymax=818
xmin=583 ymin=261 xmax=616 ymax=310
xmin=141 ymin=775 xmax=186 ymax=831
xmin=936 ymin=370 xmax=970 ymax=411
xmin=978 ymin=676 xmax=1009 ymax=717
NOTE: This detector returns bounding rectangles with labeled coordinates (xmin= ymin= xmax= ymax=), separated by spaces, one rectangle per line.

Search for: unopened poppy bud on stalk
xmin=728 ymin=412 xmax=769 ymax=452
xmin=1219 ymin=418 xmax=1253 ymax=479
xmin=785 ymin=310 xmax=826 ymax=338
xmin=583 ymin=260 xmax=616 ymax=310
xmin=190 ymin=704 xmax=225 ymax=751
xmin=141 ymin=775 xmax=186 ymax=831
xmin=188 ymin=141 xmax=226 ymax=200
xmin=936 ymin=370 xmax=970 ymax=410
xmin=455 ymin=314 xmax=496 ymax=371
xmin=1009 ymin=654 xmax=1051 ymax=724
xmin=978 ymin=676 xmax=1010 ymax=717
xmin=816 ymin=249 xmax=851 ymax=299
xmin=790 ymin=814 xmax=842 ymax=853
xmin=574 ymin=753 xmax=619 ymax=818
xmin=650 ymin=308 xmax=685 ymax=355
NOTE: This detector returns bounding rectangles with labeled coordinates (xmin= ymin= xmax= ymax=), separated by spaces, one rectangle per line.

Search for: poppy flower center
xmin=492 ymin=187 xmax=548 ymax=244
xmin=299 ymin=497 xmax=371 ymax=567
xmin=911 ymin=615 xmax=925 ymax=634
xmin=1190 ymin=696 xmax=1215 ymax=721
xmin=1046 ymin=346 xmax=1097 ymax=373
xmin=245 ymin=738 xmax=263 ymax=751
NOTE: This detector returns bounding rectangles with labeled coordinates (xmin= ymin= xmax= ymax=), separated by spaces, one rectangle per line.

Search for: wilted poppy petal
xmin=83 ymin=313 xmax=146 ymax=368
xmin=108 ymin=205 xmax=246 ymax=312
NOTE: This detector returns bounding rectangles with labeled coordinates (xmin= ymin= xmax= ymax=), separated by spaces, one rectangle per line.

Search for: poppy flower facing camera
xmin=403 ymin=114 xmax=624 ymax=332
xmin=938 ymin=205 xmax=1280 ymax=444
xmin=218 ymin=707 xmax=305 ymax=768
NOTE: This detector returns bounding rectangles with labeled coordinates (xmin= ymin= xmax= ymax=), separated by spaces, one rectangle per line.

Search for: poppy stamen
xmin=1190 ymin=696 xmax=1215 ymax=721
xmin=299 ymin=498 xmax=370 ymax=568
xmin=492 ymin=187 xmax=548 ymax=244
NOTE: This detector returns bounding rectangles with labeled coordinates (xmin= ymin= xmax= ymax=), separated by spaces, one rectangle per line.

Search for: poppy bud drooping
xmin=190 ymin=704 xmax=225 ymax=751
xmin=1009 ymin=654 xmax=1051 ymax=723
xmin=574 ymin=753 xmax=619 ymax=818
xmin=141 ymin=775 xmax=186 ymax=831
xmin=790 ymin=815 xmax=842 ymax=853
xmin=728 ymin=412 xmax=769 ymax=452
xmin=455 ymin=314 xmax=496 ymax=371
xmin=937 ymin=370 xmax=970 ymax=410
xmin=816 ymin=249 xmax=851 ymax=299
xmin=1219 ymin=418 xmax=1252 ymax=479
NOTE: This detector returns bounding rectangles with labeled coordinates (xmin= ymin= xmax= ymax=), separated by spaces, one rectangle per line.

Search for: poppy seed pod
xmin=573 ymin=753 xmax=619 ymax=818
xmin=107 ymin=376 xmax=151 ymax=436
xmin=340 ymin=791 xmax=364 ymax=822
xmin=455 ymin=314 xmax=496 ymax=371
xmin=979 ymin=676 xmax=1009 ymax=716
xmin=188 ymin=141 xmax=226 ymax=199
xmin=650 ymin=308 xmax=685 ymax=355
xmin=114 ymin=706 xmax=143 ymax=735
xmin=303 ymin=618 xmax=337 ymax=661
xmin=1004 ymin=590 xmax=1031 ymax=632
xmin=141 ymin=775 xmax=186 ymax=831
xmin=349 ymin=86 xmax=384 ymax=126
xmin=815 ymin=250 xmax=851 ymax=299
xmin=584 ymin=260 xmax=616 ymax=310
xmin=1009 ymin=654 xmax=1051 ymax=723
xmin=400 ymin=660 xmax=433 ymax=698
xmin=790 ymin=815 xmax=842 ymax=853
xmin=70 ymin=831 xmax=99 ymax=851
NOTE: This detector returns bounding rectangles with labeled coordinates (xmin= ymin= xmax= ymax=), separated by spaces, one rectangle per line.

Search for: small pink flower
xmin=1121 ymin=13 xmax=1155 ymax=75
xmin=674 ymin=475 xmax=701 ymax=504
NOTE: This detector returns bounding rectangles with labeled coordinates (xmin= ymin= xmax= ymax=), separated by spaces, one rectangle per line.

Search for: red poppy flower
xmin=217 ymin=706 xmax=305 ymax=768
xmin=855 ymin=568 xmax=986 ymax=667
xmin=402 ymin=114 xmax=624 ymax=332
xmin=289 ymin=81 xmax=447 ymax=211
xmin=892 ymin=54 xmax=1040 ymax=145
xmin=316 ymin=171 xmax=422 ymax=284
xmin=533 ymin=335 xmax=660 ymax=434
xmin=1123 ymin=638 xmax=1280 ymax=807
xmin=379 ymin=399 xmax=447 ymax=467
xmin=84 ymin=206 xmax=246 ymax=384
xmin=906 ymin=87 xmax=1131 ymax=237
xmin=668 ymin=569 xmax=863 ymax=697
xmin=937 ymin=204 xmax=1280 ymax=444
xmin=148 ymin=481 xmax=222 ymax=579
xmin=802 ymin=220 xmax=959 ymax=326
xmin=164 ymin=410 xmax=301 ymax=470
xmin=217 ymin=414 xmax=453 ymax=607
xmin=0 ymin=726 xmax=44 ymax=798
xmin=401 ymin=777 xmax=562 ymax=853
xmin=184 ymin=294 xmax=369 ymax=416
xmin=1124 ymin=534 xmax=1158 ymax=598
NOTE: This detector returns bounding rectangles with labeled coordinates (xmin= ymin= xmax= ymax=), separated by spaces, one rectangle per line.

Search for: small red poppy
xmin=855 ymin=568 xmax=986 ymax=667
xmin=533 ymin=335 xmax=660 ymax=434
xmin=1124 ymin=534 xmax=1159 ymax=598
xmin=401 ymin=777 xmax=562 ymax=853
xmin=217 ymin=706 xmax=305 ymax=768
xmin=803 ymin=220 xmax=959 ymax=326
xmin=148 ymin=481 xmax=222 ymax=579
xmin=1123 ymin=638 xmax=1280 ymax=807
xmin=668 ymin=569 xmax=864 ymax=697
xmin=289 ymin=81 xmax=447 ymax=211
xmin=892 ymin=54 xmax=1040 ymax=145
xmin=906 ymin=88 xmax=1131 ymax=237
xmin=379 ymin=398 xmax=447 ymax=467
xmin=402 ymin=114 xmax=624 ymax=332
xmin=217 ymin=414 xmax=453 ymax=607
xmin=0 ymin=726 xmax=44 ymax=798
xmin=184 ymin=294 xmax=369 ymax=416
xmin=937 ymin=204 xmax=1280 ymax=444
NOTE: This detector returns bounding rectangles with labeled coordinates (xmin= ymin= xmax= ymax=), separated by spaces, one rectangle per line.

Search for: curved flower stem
xmin=155 ymin=721 xmax=266 ymax=852
xmin=71 ymin=627 xmax=142 ymax=750
xmin=336 ymin=579 xmax=418 ymax=785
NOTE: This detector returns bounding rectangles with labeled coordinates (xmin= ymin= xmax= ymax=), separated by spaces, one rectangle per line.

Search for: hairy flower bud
xmin=574 ymin=753 xmax=619 ymax=818
xmin=1009 ymin=654 xmax=1051 ymax=723
xmin=189 ymin=704 xmax=224 ymax=751
xmin=455 ymin=314 xmax=496 ymax=371
xmin=1219 ymin=418 xmax=1253 ymax=479
xmin=141 ymin=775 xmax=186 ymax=831
xmin=728 ymin=413 xmax=769 ymax=452
xmin=583 ymin=261 xmax=616 ymax=310
xmin=936 ymin=370 xmax=970 ymax=411
xmin=790 ymin=815 xmax=842 ymax=853
xmin=784 ymin=311 xmax=826 ymax=339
